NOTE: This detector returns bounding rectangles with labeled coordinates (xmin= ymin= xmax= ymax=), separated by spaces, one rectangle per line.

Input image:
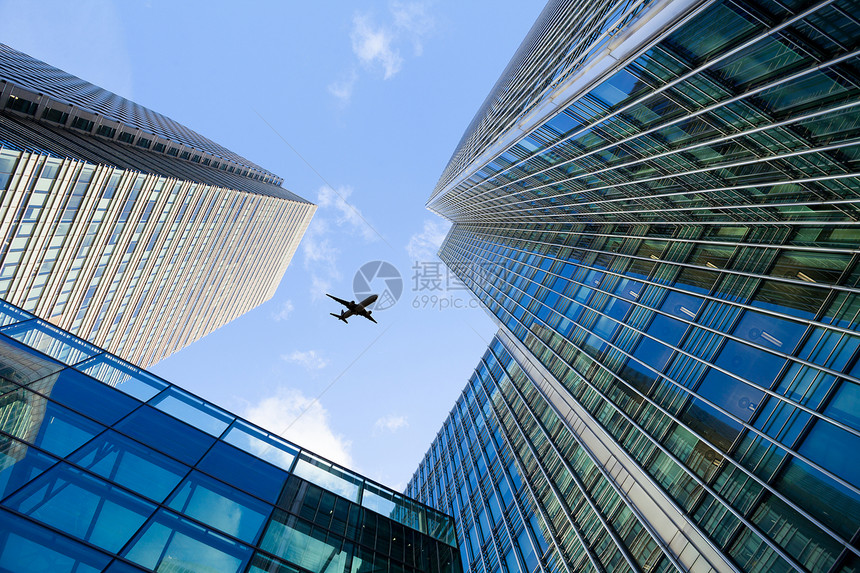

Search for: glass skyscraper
xmin=408 ymin=1 xmax=860 ymax=572
xmin=0 ymin=44 xmax=315 ymax=366
xmin=0 ymin=298 xmax=461 ymax=573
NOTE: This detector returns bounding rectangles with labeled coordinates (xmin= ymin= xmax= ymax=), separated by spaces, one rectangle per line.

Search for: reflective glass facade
xmin=0 ymin=44 xmax=315 ymax=366
xmin=0 ymin=298 xmax=460 ymax=573
xmin=412 ymin=0 xmax=860 ymax=572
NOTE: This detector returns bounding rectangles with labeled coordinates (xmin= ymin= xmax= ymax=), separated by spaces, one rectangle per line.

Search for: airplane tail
xmin=330 ymin=312 xmax=348 ymax=323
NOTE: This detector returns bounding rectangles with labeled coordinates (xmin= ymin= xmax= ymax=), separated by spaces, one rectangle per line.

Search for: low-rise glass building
xmin=0 ymin=299 xmax=460 ymax=573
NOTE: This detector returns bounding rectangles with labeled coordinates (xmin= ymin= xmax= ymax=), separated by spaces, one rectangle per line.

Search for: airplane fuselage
xmin=328 ymin=293 xmax=379 ymax=324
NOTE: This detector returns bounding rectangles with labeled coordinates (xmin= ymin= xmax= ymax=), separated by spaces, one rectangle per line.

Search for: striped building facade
xmin=0 ymin=44 xmax=315 ymax=366
xmin=409 ymin=1 xmax=860 ymax=572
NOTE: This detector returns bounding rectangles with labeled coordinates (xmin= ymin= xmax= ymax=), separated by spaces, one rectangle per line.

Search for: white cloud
xmin=374 ymin=414 xmax=408 ymax=435
xmin=272 ymin=299 xmax=295 ymax=321
xmin=328 ymin=69 xmax=358 ymax=104
xmin=244 ymin=388 xmax=353 ymax=467
xmin=317 ymin=186 xmax=377 ymax=242
xmin=301 ymin=185 xmax=375 ymax=301
xmin=351 ymin=14 xmax=403 ymax=80
xmin=282 ymin=350 xmax=328 ymax=371
xmin=406 ymin=218 xmax=450 ymax=261
xmin=332 ymin=2 xmax=435 ymax=103
xmin=391 ymin=1 xmax=435 ymax=56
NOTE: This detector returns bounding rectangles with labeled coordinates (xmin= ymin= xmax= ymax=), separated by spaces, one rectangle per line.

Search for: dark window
xmin=197 ymin=442 xmax=287 ymax=503
xmin=153 ymin=142 xmax=166 ymax=153
xmin=5 ymin=95 xmax=37 ymax=115
xmin=38 ymin=368 xmax=139 ymax=426
xmin=191 ymin=154 xmax=201 ymax=163
xmin=166 ymin=147 xmax=179 ymax=157
xmin=70 ymin=117 xmax=94 ymax=132
xmin=114 ymin=405 xmax=215 ymax=465
xmin=135 ymin=137 xmax=151 ymax=149
xmin=202 ymin=158 xmax=211 ymax=166
xmin=211 ymin=161 xmax=220 ymax=169
xmin=179 ymin=151 xmax=190 ymax=160
xmin=118 ymin=132 xmax=135 ymax=144
xmin=41 ymin=108 xmax=68 ymax=124
xmin=96 ymin=125 xmax=116 ymax=138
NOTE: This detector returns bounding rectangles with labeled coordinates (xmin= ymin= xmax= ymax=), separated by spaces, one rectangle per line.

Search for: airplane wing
xmin=360 ymin=311 xmax=378 ymax=324
xmin=326 ymin=294 xmax=353 ymax=308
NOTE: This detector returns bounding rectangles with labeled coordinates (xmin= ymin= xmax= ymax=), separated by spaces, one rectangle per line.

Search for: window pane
xmin=123 ymin=509 xmax=253 ymax=572
xmin=3 ymin=463 xmax=155 ymax=552
xmin=0 ymin=335 xmax=63 ymax=386
xmin=149 ymin=386 xmax=233 ymax=437
xmin=69 ymin=429 xmax=189 ymax=502
xmin=0 ymin=300 xmax=34 ymax=327
xmin=167 ymin=471 xmax=271 ymax=543
xmin=35 ymin=369 xmax=140 ymax=426
xmin=293 ymin=452 xmax=361 ymax=502
xmin=0 ymin=508 xmax=112 ymax=573
xmin=222 ymin=420 xmax=298 ymax=472
xmin=75 ymin=353 xmax=167 ymax=401
xmin=697 ymin=368 xmax=765 ymax=423
xmin=260 ymin=510 xmax=349 ymax=573
xmin=798 ymin=419 xmax=860 ymax=487
xmin=0 ymin=435 xmax=58 ymax=501
xmin=10 ymin=393 xmax=105 ymax=457
xmin=114 ymin=405 xmax=214 ymax=465
xmin=0 ymin=320 xmax=99 ymax=365
xmin=775 ymin=457 xmax=860 ymax=540
xmin=197 ymin=441 xmax=287 ymax=503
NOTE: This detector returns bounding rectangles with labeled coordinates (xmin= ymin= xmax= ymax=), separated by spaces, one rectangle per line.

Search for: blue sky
xmin=0 ymin=0 xmax=544 ymax=490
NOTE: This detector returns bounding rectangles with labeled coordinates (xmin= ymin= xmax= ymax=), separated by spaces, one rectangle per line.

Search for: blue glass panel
xmin=0 ymin=335 xmax=63 ymax=386
xmin=715 ymin=340 xmax=786 ymax=388
xmin=294 ymin=452 xmax=362 ymax=502
xmin=260 ymin=510 xmax=349 ymax=573
xmin=732 ymin=310 xmax=805 ymax=353
xmin=0 ymin=300 xmax=34 ymax=327
xmin=825 ymin=381 xmax=860 ymax=431
xmin=123 ymin=509 xmax=253 ymax=572
xmin=27 ymin=398 xmax=104 ymax=457
xmin=167 ymin=470 xmax=271 ymax=543
xmin=0 ymin=508 xmax=111 ymax=573
xmin=697 ymin=368 xmax=765 ymax=423
xmin=775 ymin=457 xmax=860 ymax=540
xmin=362 ymin=481 xmax=427 ymax=535
xmin=34 ymin=369 xmax=139 ymax=426
xmin=0 ymin=320 xmax=99 ymax=365
xmin=0 ymin=436 xmax=58 ymax=501
xmin=114 ymin=405 xmax=214 ymax=465
xmin=68 ymin=429 xmax=189 ymax=502
xmin=197 ymin=441 xmax=287 ymax=503
xmin=149 ymin=387 xmax=233 ymax=437
xmin=681 ymin=396 xmax=743 ymax=452
xmin=247 ymin=552 xmax=302 ymax=573
xmin=661 ymin=290 xmax=703 ymax=321
xmin=798 ymin=419 xmax=860 ymax=487
xmin=4 ymin=463 xmax=155 ymax=552
xmin=102 ymin=560 xmax=151 ymax=572
xmin=648 ymin=313 xmax=687 ymax=347
xmin=75 ymin=353 xmax=167 ymax=402
xmin=222 ymin=420 xmax=298 ymax=472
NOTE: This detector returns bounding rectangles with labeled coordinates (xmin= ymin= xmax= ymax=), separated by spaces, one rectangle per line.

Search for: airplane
xmin=327 ymin=293 xmax=378 ymax=324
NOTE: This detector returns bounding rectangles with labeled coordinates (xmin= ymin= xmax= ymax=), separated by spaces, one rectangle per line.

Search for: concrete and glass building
xmin=0 ymin=298 xmax=461 ymax=573
xmin=409 ymin=1 xmax=860 ymax=572
xmin=0 ymin=44 xmax=315 ymax=366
